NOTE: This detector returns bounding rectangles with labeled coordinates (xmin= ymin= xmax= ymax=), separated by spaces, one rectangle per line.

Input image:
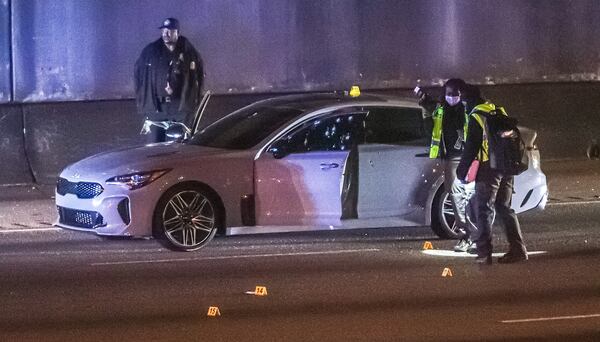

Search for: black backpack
xmin=476 ymin=108 xmax=528 ymax=175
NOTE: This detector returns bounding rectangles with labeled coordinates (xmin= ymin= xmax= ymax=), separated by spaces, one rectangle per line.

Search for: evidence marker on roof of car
xmin=349 ymin=85 xmax=361 ymax=97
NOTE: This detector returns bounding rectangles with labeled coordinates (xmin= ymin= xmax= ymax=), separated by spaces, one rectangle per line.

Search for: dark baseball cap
xmin=159 ymin=18 xmax=180 ymax=30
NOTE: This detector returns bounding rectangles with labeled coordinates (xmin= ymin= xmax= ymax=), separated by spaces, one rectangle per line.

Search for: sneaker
xmin=466 ymin=242 xmax=477 ymax=255
xmin=498 ymin=252 xmax=528 ymax=264
xmin=453 ymin=239 xmax=470 ymax=252
xmin=475 ymin=255 xmax=492 ymax=265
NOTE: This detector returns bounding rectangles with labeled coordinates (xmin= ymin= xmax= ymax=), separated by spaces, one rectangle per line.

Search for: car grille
xmin=57 ymin=206 xmax=104 ymax=229
xmin=56 ymin=178 xmax=104 ymax=198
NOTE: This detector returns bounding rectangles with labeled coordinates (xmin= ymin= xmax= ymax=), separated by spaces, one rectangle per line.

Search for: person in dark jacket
xmin=457 ymin=84 xmax=528 ymax=264
xmin=135 ymin=17 xmax=204 ymax=142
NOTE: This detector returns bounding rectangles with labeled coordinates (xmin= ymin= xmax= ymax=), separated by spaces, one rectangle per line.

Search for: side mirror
xmin=165 ymin=123 xmax=192 ymax=143
xmin=165 ymin=125 xmax=186 ymax=142
xmin=268 ymin=140 xmax=289 ymax=159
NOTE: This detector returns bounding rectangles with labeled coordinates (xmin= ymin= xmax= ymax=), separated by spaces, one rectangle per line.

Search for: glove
xmin=140 ymin=119 xmax=151 ymax=134
xmin=454 ymin=176 xmax=468 ymax=186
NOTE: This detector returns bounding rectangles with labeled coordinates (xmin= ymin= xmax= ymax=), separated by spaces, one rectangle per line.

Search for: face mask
xmin=445 ymin=95 xmax=461 ymax=106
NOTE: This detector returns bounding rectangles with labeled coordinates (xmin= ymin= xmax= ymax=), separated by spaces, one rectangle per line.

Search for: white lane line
xmin=547 ymin=200 xmax=600 ymax=206
xmin=422 ymin=250 xmax=546 ymax=258
xmin=0 ymin=248 xmax=167 ymax=257
xmin=0 ymin=227 xmax=62 ymax=233
xmin=91 ymin=248 xmax=381 ymax=266
xmin=501 ymin=313 xmax=600 ymax=324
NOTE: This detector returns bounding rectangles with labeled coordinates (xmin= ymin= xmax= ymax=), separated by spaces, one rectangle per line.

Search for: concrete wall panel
xmin=23 ymin=101 xmax=144 ymax=184
xmin=10 ymin=0 xmax=600 ymax=102
xmin=0 ymin=0 xmax=11 ymax=103
xmin=0 ymin=105 xmax=33 ymax=184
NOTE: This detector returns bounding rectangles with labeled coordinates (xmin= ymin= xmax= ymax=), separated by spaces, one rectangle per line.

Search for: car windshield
xmin=188 ymin=104 xmax=304 ymax=149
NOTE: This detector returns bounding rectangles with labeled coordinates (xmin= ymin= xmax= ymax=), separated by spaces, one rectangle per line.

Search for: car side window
xmin=285 ymin=113 xmax=366 ymax=153
xmin=365 ymin=107 xmax=428 ymax=146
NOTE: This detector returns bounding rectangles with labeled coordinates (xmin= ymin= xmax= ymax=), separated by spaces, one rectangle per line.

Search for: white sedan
xmin=55 ymin=93 xmax=548 ymax=250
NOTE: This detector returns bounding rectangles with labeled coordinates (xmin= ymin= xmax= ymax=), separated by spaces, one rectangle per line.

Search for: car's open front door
xmin=254 ymin=112 xmax=366 ymax=226
xmin=357 ymin=106 xmax=436 ymax=223
xmin=255 ymin=151 xmax=350 ymax=226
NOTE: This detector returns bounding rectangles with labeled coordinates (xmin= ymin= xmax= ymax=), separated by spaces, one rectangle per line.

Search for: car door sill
xmin=226 ymin=217 xmax=420 ymax=236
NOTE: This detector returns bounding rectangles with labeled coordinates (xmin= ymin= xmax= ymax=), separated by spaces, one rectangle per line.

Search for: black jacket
xmin=134 ymin=36 xmax=204 ymax=119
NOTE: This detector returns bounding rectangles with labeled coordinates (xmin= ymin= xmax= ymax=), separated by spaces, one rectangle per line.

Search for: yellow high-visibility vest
xmin=467 ymin=102 xmax=508 ymax=162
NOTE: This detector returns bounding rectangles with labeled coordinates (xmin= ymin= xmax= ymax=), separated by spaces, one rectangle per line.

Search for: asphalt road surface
xmin=0 ymin=201 xmax=599 ymax=341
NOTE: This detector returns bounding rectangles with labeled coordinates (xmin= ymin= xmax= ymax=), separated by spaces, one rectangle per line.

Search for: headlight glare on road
xmin=106 ymin=169 xmax=171 ymax=190
xmin=532 ymin=156 xmax=540 ymax=170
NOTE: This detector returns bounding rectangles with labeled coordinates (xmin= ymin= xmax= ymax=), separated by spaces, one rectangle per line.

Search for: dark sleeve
xmin=418 ymin=93 xmax=439 ymax=115
xmin=134 ymin=48 xmax=147 ymax=112
xmin=457 ymin=117 xmax=483 ymax=180
xmin=185 ymin=42 xmax=203 ymax=92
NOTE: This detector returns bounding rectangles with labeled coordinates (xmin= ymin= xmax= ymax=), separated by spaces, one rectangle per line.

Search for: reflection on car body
xmin=55 ymin=92 xmax=548 ymax=251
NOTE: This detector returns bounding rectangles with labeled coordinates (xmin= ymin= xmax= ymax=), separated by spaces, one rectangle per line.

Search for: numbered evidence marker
xmin=441 ymin=267 xmax=453 ymax=277
xmin=207 ymin=306 xmax=221 ymax=317
xmin=245 ymin=286 xmax=268 ymax=296
xmin=423 ymin=241 xmax=433 ymax=250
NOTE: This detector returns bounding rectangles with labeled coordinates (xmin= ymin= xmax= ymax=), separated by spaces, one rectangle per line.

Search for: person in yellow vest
xmin=456 ymin=84 xmax=528 ymax=264
xmin=418 ymin=78 xmax=474 ymax=252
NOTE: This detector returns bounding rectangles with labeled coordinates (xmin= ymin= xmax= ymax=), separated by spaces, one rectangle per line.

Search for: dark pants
xmin=145 ymin=98 xmax=185 ymax=143
xmin=146 ymin=125 xmax=167 ymax=143
xmin=472 ymin=164 xmax=527 ymax=257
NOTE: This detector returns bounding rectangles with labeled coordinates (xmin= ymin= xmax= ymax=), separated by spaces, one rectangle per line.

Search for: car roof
xmin=247 ymin=92 xmax=418 ymax=113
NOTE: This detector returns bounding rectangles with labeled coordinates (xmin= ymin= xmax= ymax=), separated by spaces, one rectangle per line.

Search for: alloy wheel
xmin=161 ymin=190 xmax=216 ymax=250
xmin=440 ymin=192 xmax=463 ymax=236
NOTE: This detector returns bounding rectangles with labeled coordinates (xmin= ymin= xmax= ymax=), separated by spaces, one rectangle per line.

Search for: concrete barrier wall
xmin=22 ymin=101 xmax=145 ymax=185
xmin=4 ymin=0 xmax=600 ymax=103
xmin=0 ymin=0 xmax=11 ymax=102
xmin=482 ymin=83 xmax=600 ymax=161
xmin=1 ymin=82 xmax=599 ymax=186
xmin=381 ymin=82 xmax=600 ymax=161
xmin=0 ymin=105 xmax=32 ymax=184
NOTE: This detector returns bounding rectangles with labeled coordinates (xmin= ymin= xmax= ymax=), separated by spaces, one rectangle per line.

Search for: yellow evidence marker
xmin=349 ymin=85 xmax=361 ymax=97
xmin=207 ymin=306 xmax=221 ymax=317
xmin=245 ymin=286 xmax=268 ymax=296
xmin=442 ymin=267 xmax=453 ymax=277
xmin=423 ymin=241 xmax=433 ymax=250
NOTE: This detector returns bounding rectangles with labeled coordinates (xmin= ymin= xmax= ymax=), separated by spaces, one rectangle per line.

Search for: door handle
xmin=320 ymin=163 xmax=339 ymax=170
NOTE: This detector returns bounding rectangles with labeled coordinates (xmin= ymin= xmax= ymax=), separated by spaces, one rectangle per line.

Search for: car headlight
xmin=106 ymin=169 xmax=171 ymax=190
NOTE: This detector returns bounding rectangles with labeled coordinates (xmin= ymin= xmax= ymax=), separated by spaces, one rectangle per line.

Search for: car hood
xmin=61 ymin=143 xmax=241 ymax=181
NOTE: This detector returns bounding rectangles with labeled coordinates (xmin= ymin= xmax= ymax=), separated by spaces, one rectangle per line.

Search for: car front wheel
xmin=431 ymin=187 xmax=464 ymax=239
xmin=153 ymin=185 xmax=220 ymax=251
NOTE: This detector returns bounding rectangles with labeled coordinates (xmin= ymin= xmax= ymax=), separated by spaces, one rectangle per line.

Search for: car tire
xmin=430 ymin=186 xmax=463 ymax=239
xmin=153 ymin=184 xmax=221 ymax=251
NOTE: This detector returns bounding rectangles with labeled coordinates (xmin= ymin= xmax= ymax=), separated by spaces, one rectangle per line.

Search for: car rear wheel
xmin=153 ymin=185 xmax=219 ymax=251
xmin=431 ymin=187 xmax=463 ymax=239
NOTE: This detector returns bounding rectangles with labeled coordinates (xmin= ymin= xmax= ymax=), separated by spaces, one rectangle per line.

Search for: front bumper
xmin=54 ymin=177 xmax=161 ymax=237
